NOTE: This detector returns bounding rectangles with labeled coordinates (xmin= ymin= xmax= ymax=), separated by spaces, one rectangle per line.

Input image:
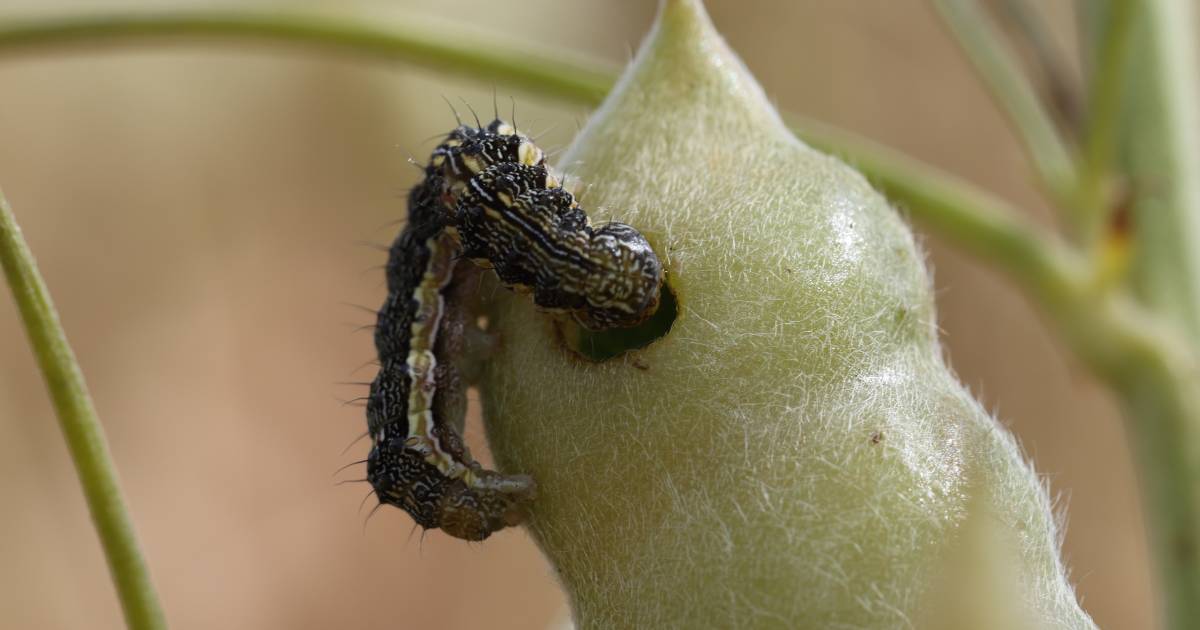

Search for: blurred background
xmin=0 ymin=1 xmax=1152 ymax=629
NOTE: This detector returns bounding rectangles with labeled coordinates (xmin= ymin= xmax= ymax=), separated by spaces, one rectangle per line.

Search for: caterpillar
xmin=435 ymin=119 xmax=663 ymax=330
xmin=364 ymin=118 xmax=663 ymax=541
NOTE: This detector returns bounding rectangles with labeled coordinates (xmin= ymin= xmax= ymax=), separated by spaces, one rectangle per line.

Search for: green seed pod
xmin=480 ymin=1 xmax=1096 ymax=627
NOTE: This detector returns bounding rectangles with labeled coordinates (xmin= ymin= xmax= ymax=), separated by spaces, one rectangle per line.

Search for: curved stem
xmin=0 ymin=11 xmax=614 ymax=105
xmin=1093 ymin=0 xmax=1200 ymax=625
xmin=931 ymin=0 xmax=1078 ymax=201
xmin=0 ymin=190 xmax=167 ymax=630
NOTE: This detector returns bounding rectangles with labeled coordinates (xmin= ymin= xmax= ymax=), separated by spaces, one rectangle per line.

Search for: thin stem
xmin=1118 ymin=0 xmax=1200 ymax=345
xmin=0 ymin=190 xmax=167 ymax=630
xmin=1075 ymin=0 xmax=1136 ymax=246
xmin=0 ymin=11 xmax=614 ymax=105
xmin=931 ymin=0 xmax=1077 ymax=201
xmin=998 ymin=0 xmax=1082 ymax=131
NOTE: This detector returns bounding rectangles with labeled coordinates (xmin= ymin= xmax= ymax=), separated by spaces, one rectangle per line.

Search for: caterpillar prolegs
xmin=364 ymin=119 xmax=663 ymax=541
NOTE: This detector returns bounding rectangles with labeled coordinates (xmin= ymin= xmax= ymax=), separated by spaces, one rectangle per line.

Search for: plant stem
xmin=0 ymin=190 xmax=167 ymax=630
xmin=0 ymin=11 xmax=613 ymax=105
xmin=997 ymin=0 xmax=1082 ymax=130
xmin=1120 ymin=360 xmax=1200 ymax=630
xmin=1094 ymin=0 xmax=1200 ymax=626
xmin=1118 ymin=0 xmax=1200 ymax=346
xmin=931 ymin=0 xmax=1077 ymax=200
xmin=1070 ymin=287 xmax=1200 ymax=630
xmin=1074 ymin=0 xmax=1135 ymax=246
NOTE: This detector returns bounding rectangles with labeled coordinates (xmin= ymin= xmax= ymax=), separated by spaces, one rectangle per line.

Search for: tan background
xmin=0 ymin=1 xmax=1152 ymax=629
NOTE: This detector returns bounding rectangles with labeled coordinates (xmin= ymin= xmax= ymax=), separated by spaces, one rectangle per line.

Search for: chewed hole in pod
xmin=560 ymin=279 xmax=678 ymax=361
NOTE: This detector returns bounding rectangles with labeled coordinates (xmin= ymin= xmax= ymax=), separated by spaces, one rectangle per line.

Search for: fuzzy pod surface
xmin=478 ymin=1 xmax=1096 ymax=628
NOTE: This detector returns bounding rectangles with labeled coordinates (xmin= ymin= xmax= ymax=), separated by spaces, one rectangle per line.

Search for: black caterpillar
xmin=363 ymin=119 xmax=663 ymax=541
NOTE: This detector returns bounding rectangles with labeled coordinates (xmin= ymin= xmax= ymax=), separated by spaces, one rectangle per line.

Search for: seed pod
xmin=478 ymin=1 xmax=1097 ymax=628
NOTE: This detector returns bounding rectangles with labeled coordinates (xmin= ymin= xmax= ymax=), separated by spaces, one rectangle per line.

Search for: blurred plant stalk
xmin=1089 ymin=1 xmax=1200 ymax=626
xmin=0 ymin=1 xmax=1197 ymax=627
xmin=0 ymin=191 xmax=167 ymax=630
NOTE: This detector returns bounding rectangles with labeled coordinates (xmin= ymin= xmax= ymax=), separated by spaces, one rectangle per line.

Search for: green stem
xmin=0 ymin=11 xmax=614 ymax=105
xmin=1074 ymin=0 xmax=1135 ymax=246
xmin=1098 ymin=0 xmax=1200 ymax=626
xmin=1119 ymin=0 xmax=1200 ymax=345
xmin=1071 ymin=288 xmax=1200 ymax=630
xmin=998 ymin=0 xmax=1082 ymax=130
xmin=0 ymin=190 xmax=167 ymax=630
xmin=1119 ymin=359 xmax=1200 ymax=630
xmin=931 ymin=0 xmax=1078 ymax=200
